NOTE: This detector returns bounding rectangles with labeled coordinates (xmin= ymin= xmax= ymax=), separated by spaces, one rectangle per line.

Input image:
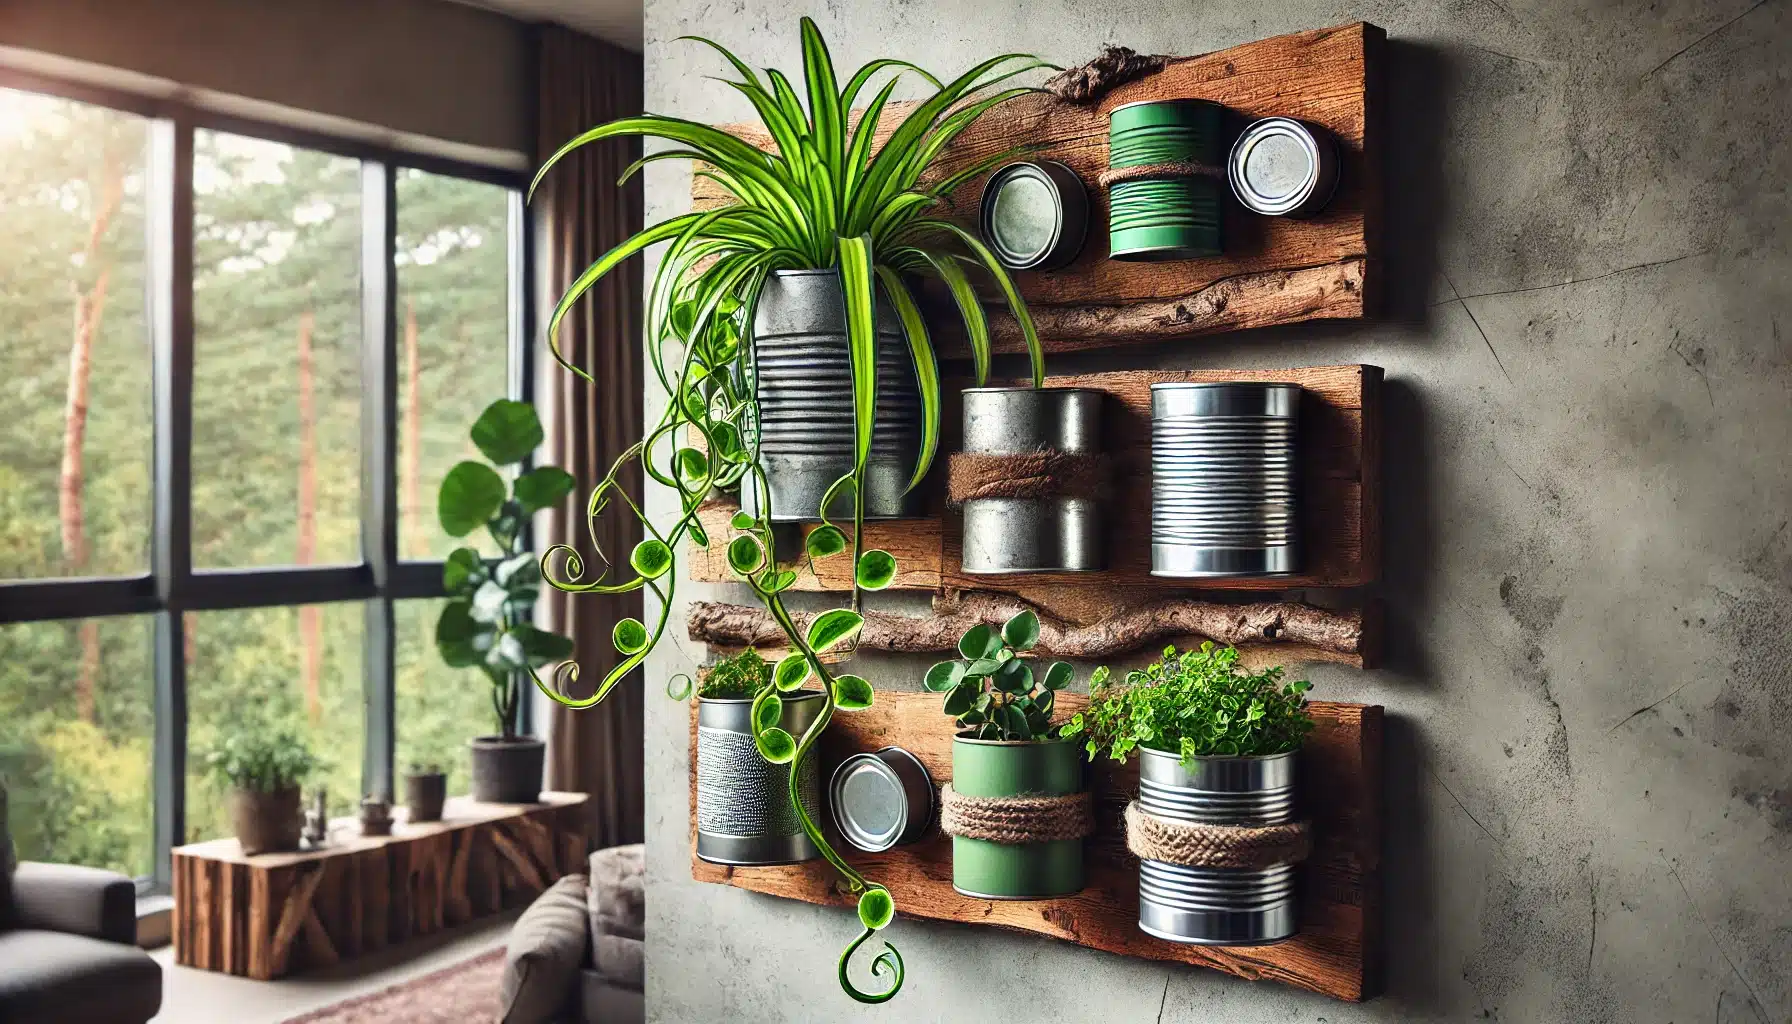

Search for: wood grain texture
xmin=689 ymin=693 xmax=1382 ymax=1002
xmin=688 ymin=364 xmax=1382 ymax=594
xmin=173 ymin=794 xmax=587 ymax=979
xmin=691 ymin=23 xmax=1384 ymax=347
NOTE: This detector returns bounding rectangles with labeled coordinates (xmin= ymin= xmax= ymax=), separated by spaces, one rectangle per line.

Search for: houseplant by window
xmin=525 ymin=19 xmax=1050 ymax=1003
xmin=1064 ymin=642 xmax=1315 ymax=945
xmin=204 ymin=724 xmax=319 ymax=855
xmin=927 ymin=610 xmax=1089 ymax=899
xmin=436 ymin=399 xmax=577 ymax=804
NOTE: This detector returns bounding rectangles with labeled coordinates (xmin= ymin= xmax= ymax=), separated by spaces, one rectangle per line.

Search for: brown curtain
xmin=537 ymin=25 xmax=645 ymax=851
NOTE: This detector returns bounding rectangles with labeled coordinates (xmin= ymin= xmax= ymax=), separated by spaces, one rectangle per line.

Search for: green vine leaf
xmin=854 ymin=549 xmax=897 ymax=590
xmin=730 ymin=510 xmax=755 ymax=530
xmin=612 ymin=617 xmax=649 ymax=655
xmin=666 ymin=673 xmax=694 ymax=700
xmin=513 ymin=466 xmax=578 ymax=514
xmin=630 ymin=539 xmax=674 ymax=579
xmin=753 ymin=693 xmax=784 ymax=733
xmin=770 ymin=570 xmax=799 ymax=592
xmin=727 ymin=535 xmax=764 ymax=575
xmin=835 ymin=674 xmax=873 ymax=710
xmin=438 ymin=461 xmax=506 ymax=537
xmin=1001 ymin=609 xmax=1040 ymax=650
xmin=675 ymin=447 xmax=709 ymax=485
xmin=442 ymin=547 xmax=483 ymax=593
xmin=805 ymin=525 xmax=847 ymax=559
xmin=923 ymin=661 xmax=965 ymax=692
xmin=469 ymin=399 xmax=543 ymax=465
xmin=806 ymin=608 xmax=864 ymax=652
xmin=857 ymin=886 xmax=895 ymax=930
xmin=773 ymin=653 xmax=812 ymax=692
xmin=754 ymin=726 xmax=796 ymax=763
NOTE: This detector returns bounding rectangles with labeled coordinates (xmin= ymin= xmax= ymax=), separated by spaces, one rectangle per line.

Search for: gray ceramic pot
xmin=1135 ymin=747 xmax=1300 ymax=945
xmin=468 ymin=736 xmax=543 ymax=804
xmin=695 ymin=691 xmax=825 ymax=865
xmin=739 ymin=268 xmax=923 ymax=522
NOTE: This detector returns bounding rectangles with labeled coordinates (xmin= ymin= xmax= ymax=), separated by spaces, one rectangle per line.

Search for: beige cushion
xmin=586 ymin=845 xmax=643 ymax=943
xmin=592 ymin=933 xmax=643 ymax=989
xmin=499 ymin=874 xmax=588 ymax=1024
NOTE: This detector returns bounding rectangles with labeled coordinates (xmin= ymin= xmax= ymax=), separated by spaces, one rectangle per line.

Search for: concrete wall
xmin=640 ymin=2 xmax=1792 ymax=1021
xmin=1 ymin=0 xmax=532 ymax=155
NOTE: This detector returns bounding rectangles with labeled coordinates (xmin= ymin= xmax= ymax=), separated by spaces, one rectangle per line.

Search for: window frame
xmin=0 ymin=67 xmax=536 ymax=892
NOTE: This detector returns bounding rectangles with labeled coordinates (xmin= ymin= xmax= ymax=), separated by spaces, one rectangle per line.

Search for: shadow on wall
xmin=1380 ymin=39 xmax=1453 ymax=326
xmin=1381 ymin=712 xmax=1445 ymax=1013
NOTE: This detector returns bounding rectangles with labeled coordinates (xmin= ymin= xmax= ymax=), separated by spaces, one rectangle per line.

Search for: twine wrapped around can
xmin=938 ymin=785 xmax=1094 ymax=845
xmin=1107 ymin=99 xmax=1228 ymax=261
xmin=1125 ymin=802 xmax=1311 ymax=870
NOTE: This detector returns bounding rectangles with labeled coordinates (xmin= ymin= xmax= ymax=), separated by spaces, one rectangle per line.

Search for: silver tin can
xmin=1227 ymin=117 xmax=1340 ymax=219
xmin=960 ymin=387 xmax=1104 ymax=573
xmin=979 ymin=161 xmax=1089 ymax=272
xmin=740 ymin=268 xmax=923 ymax=523
xmin=1136 ymin=746 xmax=1300 ymax=945
xmin=829 ymin=746 xmax=936 ymax=853
xmin=1150 ymin=382 xmax=1300 ymax=577
xmin=695 ymin=691 xmax=825 ymax=865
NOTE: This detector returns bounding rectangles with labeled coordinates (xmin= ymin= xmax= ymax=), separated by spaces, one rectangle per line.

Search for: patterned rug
xmin=280 ymin=948 xmax=504 ymax=1024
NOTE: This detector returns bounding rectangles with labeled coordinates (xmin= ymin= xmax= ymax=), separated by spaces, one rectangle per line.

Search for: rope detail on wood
xmin=938 ymin=785 xmax=1094 ymax=845
xmin=1124 ymin=802 xmax=1312 ymax=869
xmin=1097 ymin=161 xmax=1227 ymax=188
xmin=1044 ymin=45 xmax=1173 ymax=104
xmin=945 ymin=451 xmax=1112 ymax=506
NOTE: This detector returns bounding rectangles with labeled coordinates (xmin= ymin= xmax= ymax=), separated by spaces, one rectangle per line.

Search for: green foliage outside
xmin=0 ymin=89 xmax=519 ymax=877
xmin=1063 ymin=643 xmax=1315 ymax=764
xmin=922 ymin=610 xmax=1075 ymax=741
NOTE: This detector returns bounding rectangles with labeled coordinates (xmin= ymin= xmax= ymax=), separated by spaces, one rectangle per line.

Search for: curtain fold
xmin=536 ymin=25 xmax=645 ymax=851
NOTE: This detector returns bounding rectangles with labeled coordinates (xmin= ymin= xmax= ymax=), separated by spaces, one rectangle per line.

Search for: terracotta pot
xmin=404 ymin=771 xmax=447 ymax=823
xmin=230 ymin=786 xmax=302 ymax=855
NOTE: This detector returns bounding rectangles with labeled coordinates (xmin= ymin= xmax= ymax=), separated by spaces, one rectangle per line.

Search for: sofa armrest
xmin=11 ymin=862 xmax=138 ymax=944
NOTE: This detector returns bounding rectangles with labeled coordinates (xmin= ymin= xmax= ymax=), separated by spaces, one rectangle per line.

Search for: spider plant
xmin=525 ymin=18 xmax=1050 ymax=1004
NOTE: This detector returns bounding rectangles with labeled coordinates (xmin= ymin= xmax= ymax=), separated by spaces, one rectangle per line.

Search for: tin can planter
xmin=957 ymin=387 xmax=1105 ymax=573
xmin=1150 ymin=382 xmax=1300 ymax=578
xmin=948 ymin=735 xmax=1086 ymax=899
xmin=695 ymin=691 xmax=824 ymax=865
xmin=1135 ymin=747 xmax=1299 ymax=945
xmin=1106 ymin=99 xmax=1227 ymax=261
xmin=740 ymin=268 xmax=923 ymax=523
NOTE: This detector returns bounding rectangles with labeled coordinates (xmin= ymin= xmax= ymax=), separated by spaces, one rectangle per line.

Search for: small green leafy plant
xmin=435 ymin=399 xmax=577 ymax=740
xmin=690 ymin=649 xmax=774 ymax=700
xmin=924 ymin=610 xmax=1073 ymax=740
xmin=1063 ymin=643 xmax=1314 ymax=764
xmin=205 ymin=725 xmax=319 ymax=794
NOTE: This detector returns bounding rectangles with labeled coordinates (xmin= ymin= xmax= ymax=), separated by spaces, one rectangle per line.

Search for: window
xmin=0 ymin=88 xmax=152 ymax=580
xmin=0 ymin=76 xmax=532 ymax=889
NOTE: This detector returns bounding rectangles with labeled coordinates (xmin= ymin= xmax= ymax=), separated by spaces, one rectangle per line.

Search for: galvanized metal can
xmin=1136 ymin=747 xmax=1299 ymax=945
xmin=1150 ymin=382 xmax=1300 ymax=577
xmin=980 ymin=161 xmax=1089 ymax=272
xmin=960 ymin=387 xmax=1104 ymax=573
xmin=829 ymin=746 xmax=935 ymax=853
xmin=1227 ymin=117 xmax=1340 ymax=218
xmin=695 ymin=691 xmax=825 ymax=865
xmin=740 ymin=268 xmax=922 ymax=523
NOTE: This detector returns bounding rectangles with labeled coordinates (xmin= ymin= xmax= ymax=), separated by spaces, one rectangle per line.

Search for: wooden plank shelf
xmin=173 ymin=794 xmax=588 ymax=979
xmin=693 ymin=22 xmax=1384 ymax=349
xmin=690 ymin=692 xmax=1383 ymax=1002
xmin=688 ymin=364 xmax=1381 ymax=594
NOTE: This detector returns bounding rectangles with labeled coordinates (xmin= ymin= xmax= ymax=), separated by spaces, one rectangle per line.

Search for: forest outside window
xmin=0 ymin=79 xmax=533 ymax=889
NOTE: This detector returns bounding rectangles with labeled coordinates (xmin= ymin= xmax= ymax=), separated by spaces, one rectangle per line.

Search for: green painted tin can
xmin=950 ymin=734 xmax=1086 ymax=900
xmin=1107 ymin=99 xmax=1226 ymax=261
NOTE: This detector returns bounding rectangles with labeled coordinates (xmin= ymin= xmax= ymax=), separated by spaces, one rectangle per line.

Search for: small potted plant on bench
xmin=205 ymin=724 xmax=320 ymax=856
xmin=1064 ymin=642 xmax=1315 ymax=945
xmin=927 ymin=610 xmax=1091 ymax=899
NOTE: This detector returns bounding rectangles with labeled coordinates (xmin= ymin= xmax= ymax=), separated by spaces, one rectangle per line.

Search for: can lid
xmin=979 ymin=161 xmax=1088 ymax=272
xmin=1227 ymin=117 xmax=1339 ymax=218
xmin=829 ymin=753 xmax=911 ymax=852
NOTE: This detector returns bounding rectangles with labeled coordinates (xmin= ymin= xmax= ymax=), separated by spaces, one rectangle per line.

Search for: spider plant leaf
xmin=838 ymin=235 xmax=879 ymax=475
xmin=841 ymin=58 xmax=940 ymax=110
xmin=919 ymin=251 xmax=990 ymax=386
xmin=872 ymin=266 xmax=938 ymax=491
xmin=844 ymin=75 xmax=901 ymax=201
xmin=913 ymin=218 xmax=1044 ymax=386
xmin=546 ymin=210 xmax=706 ymax=382
xmin=799 ymin=18 xmax=844 ymax=192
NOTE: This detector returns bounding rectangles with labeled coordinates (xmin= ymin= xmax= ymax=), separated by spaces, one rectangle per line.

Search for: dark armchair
xmin=0 ymin=861 xmax=163 ymax=1024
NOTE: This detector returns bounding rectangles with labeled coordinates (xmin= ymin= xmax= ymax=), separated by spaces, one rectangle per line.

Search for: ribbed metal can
xmin=1150 ymin=382 xmax=1300 ymax=577
xmin=1107 ymin=99 xmax=1227 ymax=261
xmin=1136 ymin=747 xmax=1299 ymax=945
xmin=740 ymin=268 xmax=922 ymax=522
xmin=960 ymin=387 xmax=1104 ymax=573
xmin=694 ymin=692 xmax=824 ymax=865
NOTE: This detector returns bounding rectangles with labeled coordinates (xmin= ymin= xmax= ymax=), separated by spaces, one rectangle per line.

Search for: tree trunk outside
xmin=402 ymin=299 xmax=421 ymax=558
xmin=295 ymin=310 xmax=321 ymax=724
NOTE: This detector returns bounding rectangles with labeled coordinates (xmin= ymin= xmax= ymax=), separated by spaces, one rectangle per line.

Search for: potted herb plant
xmin=678 ymin=650 xmax=826 ymax=865
xmin=205 ymin=725 xmax=319 ymax=856
xmin=926 ymin=610 xmax=1088 ymax=899
xmin=404 ymin=763 xmax=447 ymax=823
xmin=436 ymin=398 xmax=576 ymax=804
xmin=526 ymin=20 xmax=1051 ymax=1002
xmin=1064 ymin=642 xmax=1315 ymax=945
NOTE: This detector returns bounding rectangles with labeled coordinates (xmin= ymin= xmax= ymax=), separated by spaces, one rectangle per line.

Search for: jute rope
xmin=938 ymin=786 xmax=1094 ymax=845
xmin=945 ymin=451 xmax=1112 ymax=507
xmin=1124 ymin=802 xmax=1311 ymax=870
xmin=1044 ymin=46 xmax=1172 ymax=105
xmin=1097 ymin=161 xmax=1228 ymax=189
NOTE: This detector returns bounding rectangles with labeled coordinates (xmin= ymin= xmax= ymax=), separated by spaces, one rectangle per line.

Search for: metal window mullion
xmin=148 ymin=117 xmax=195 ymax=889
xmin=507 ymin=188 xmax=538 ymax=738
xmin=361 ymin=161 xmax=399 ymax=802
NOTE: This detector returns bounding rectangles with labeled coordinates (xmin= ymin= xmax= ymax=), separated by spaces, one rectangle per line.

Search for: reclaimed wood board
xmin=173 ymin=793 xmax=588 ymax=979
xmin=689 ymin=693 xmax=1383 ymax=1002
xmin=692 ymin=23 xmax=1384 ymax=348
xmin=688 ymin=364 xmax=1381 ymax=594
